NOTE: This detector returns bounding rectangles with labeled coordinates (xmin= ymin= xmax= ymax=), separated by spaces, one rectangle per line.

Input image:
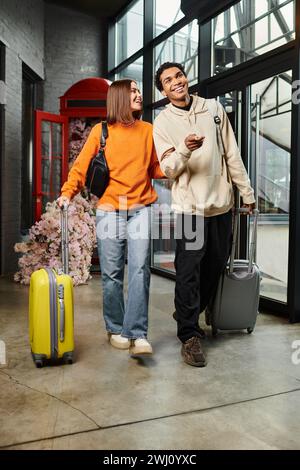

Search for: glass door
xmin=249 ymin=71 xmax=292 ymax=303
xmin=151 ymin=179 xmax=176 ymax=275
xmin=208 ymin=69 xmax=292 ymax=308
xmin=34 ymin=111 xmax=68 ymax=220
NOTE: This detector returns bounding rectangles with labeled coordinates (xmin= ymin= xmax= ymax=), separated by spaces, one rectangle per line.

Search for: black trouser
xmin=174 ymin=210 xmax=233 ymax=343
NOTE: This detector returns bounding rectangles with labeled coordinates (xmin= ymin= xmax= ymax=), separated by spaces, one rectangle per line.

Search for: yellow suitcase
xmin=29 ymin=207 xmax=74 ymax=367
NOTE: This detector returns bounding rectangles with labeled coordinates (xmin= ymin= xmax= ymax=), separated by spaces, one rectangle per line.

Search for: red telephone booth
xmin=34 ymin=77 xmax=110 ymax=220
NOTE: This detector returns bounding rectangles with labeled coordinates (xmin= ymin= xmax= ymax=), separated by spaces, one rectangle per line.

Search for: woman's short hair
xmin=106 ymin=79 xmax=142 ymax=124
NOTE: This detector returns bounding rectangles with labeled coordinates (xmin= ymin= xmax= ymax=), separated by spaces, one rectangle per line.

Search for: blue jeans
xmin=96 ymin=206 xmax=151 ymax=339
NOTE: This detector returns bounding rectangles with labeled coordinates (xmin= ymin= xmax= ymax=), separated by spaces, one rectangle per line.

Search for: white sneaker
xmin=109 ymin=334 xmax=130 ymax=350
xmin=129 ymin=338 xmax=153 ymax=356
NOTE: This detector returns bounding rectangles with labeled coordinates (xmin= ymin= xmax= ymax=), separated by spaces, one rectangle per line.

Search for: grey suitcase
xmin=206 ymin=208 xmax=260 ymax=336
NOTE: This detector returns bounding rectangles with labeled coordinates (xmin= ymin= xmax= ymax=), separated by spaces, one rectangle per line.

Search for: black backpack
xmin=85 ymin=121 xmax=109 ymax=198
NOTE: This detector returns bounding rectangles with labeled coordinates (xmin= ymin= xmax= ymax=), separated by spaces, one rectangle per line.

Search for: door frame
xmin=0 ymin=41 xmax=5 ymax=275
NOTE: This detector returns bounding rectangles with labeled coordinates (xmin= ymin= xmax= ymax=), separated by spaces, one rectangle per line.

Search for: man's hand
xmin=57 ymin=195 xmax=70 ymax=209
xmin=184 ymin=134 xmax=205 ymax=151
xmin=241 ymin=203 xmax=256 ymax=215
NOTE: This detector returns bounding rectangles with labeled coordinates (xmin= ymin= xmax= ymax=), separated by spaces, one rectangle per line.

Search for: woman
xmin=57 ymin=79 xmax=165 ymax=357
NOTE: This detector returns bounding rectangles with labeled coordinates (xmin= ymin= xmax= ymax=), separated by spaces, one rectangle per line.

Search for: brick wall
xmin=0 ymin=0 xmax=44 ymax=275
xmin=44 ymin=3 xmax=108 ymax=113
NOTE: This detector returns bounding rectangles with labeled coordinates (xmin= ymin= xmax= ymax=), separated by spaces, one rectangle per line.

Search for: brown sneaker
xmin=181 ymin=336 xmax=207 ymax=367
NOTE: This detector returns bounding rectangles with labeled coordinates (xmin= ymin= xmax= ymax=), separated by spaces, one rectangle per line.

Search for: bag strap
xmin=206 ymin=99 xmax=226 ymax=156
xmin=100 ymin=121 xmax=108 ymax=148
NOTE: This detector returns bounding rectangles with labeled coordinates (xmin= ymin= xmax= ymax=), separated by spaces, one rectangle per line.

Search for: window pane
xmin=154 ymin=20 xmax=198 ymax=101
xmin=115 ymin=0 xmax=143 ymax=66
xmin=116 ymin=56 xmax=143 ymax=93
xmin=249 ymin=71 xmax=292 ymax=303
xmin=41 ymin=121 xmax=63 ymax=214
xmin=42 ymin=121 xmax=50 ymax=156
xmin=52 ymin=158 xmax=62 ymax=196
xmin=52 ymin=123 xmax=62 ymax=156
xmin=153 ymin=107 xmax=165 ymax=120
xmin=151 ymin=180 xmax=176 ymax=274
xmin=42 ymin=157 xmax=50 ymax=194
xmin=154 ymin=0 xmax=184 ymax=38
xmin=212 ymin=0 xmax=295 ymax=75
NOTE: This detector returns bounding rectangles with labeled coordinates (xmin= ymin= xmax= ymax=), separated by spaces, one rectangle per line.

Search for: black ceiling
xmin=181 ymin=0 xmax=239 ymax=23
xmin=45 ymin=0 xmax=132 ymax=19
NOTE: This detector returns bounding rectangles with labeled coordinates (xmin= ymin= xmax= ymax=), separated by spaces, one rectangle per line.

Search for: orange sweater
xmin=61 ymin=120 xmax=165 ymax=210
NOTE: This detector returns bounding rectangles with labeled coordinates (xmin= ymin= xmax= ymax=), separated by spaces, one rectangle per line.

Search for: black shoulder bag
xmin=85 ymin=121 xmax=109 ymax=198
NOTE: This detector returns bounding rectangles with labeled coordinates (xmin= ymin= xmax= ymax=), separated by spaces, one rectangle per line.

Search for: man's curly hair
xmin=155 ymin=62 xmax=187 ymax=92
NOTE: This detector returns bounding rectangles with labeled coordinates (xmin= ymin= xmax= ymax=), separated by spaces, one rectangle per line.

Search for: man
xmin=153 ymin=62 xmax=255 ymax=368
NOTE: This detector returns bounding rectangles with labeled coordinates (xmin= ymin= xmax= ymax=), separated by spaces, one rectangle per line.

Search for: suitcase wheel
xmin=35 ymin=359 xmax=44 ymax=368
xmin=247 ymin=327 xmax=253 ymax=334
xmin=63 ymin=353 xmax=74 ymax=365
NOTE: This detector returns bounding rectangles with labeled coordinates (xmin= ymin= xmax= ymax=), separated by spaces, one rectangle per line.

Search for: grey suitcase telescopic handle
xmin=229 ymin=208 xmax=259 ymax=274
xmin=60 ymin=205 xmax=69 ymax=275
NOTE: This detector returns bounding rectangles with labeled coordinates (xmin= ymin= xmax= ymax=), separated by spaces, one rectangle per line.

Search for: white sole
xmin=129 ymin=349 xmax=153 ymax=357
xmin=109 ymin=337 xmax=130 ymax=350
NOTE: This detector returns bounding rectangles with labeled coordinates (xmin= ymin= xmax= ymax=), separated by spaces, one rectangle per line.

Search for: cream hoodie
xmin=153 ymin=95 xmax=255 ymax=216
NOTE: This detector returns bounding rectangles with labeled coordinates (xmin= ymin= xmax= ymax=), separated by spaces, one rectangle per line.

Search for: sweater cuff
xmin=61 ymin=190 xmax=73 ymax=200
xmin=177 ymin=141 xmax=192 ymax=159
xmin=242 ymin=194 xmax=256 ymax=205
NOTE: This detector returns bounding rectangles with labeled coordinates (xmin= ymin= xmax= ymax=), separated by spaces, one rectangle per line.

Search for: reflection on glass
xmin=218 ymin=90 xmax=239 ymax=136
xmin=116 ymin=0 xmax=143 ymax=65
xmin=250 ymin=70 xmax=291 ymax=302
xmin=154 ymin=0 xmax=184 ymax=37
xmin=212 ymin=0 xmax=295 ymax=75
xmin=116 ymin=56 xmax=143 ymax=92
xmin=151 ymin=180 xmax=175 ymax=273
xmin=52 ymin=158 xmax=62 ymax=196
xmin=42 ymin=195 xmax=50 ymax=214
xmin=42 ymin=158 xmax=50 ymax=193
xmin=42 ymin=121 xmax=50 ymax=156
xmin=52 ymin=123 xmax=62 ymax=156
xmin=154 ymin=20 xmax=198 ymax=101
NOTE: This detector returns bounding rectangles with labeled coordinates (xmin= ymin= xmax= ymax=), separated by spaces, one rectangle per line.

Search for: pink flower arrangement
xmin=14 ymin=117 xmax=102 ymax=286
xmin=14 ymin=194 xmax=97 ymax=286
xmin=69 ymin=118 xmax=99 ymax=166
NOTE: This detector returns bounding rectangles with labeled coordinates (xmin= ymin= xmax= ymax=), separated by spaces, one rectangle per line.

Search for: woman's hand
xmin=56 ymin=195 xmax=70 ymax=209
